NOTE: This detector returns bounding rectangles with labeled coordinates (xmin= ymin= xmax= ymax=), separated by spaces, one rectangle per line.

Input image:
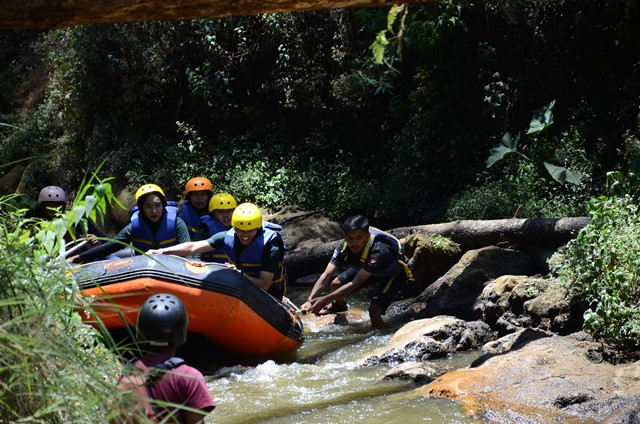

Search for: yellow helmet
xmin=135 ymin=184 xmax=166 ymax=202
xmin=209 ymin=193 xmax=238 ymax=212
xmin=231 ymin=203 xmax=262 ymax=230
xmin=184 ymin=177 xmax=214 ymax=196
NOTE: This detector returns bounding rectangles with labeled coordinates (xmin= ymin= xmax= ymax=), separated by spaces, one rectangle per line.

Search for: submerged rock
xmin=380 ymin=361 xmax=443 ymax=384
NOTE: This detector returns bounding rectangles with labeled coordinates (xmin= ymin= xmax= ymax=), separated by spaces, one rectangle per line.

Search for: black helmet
xmin=136 ymin=293 xmax=188 ymax=347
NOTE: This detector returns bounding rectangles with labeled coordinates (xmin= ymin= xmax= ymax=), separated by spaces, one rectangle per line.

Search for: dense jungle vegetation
xmin=2 ymin=2 xmax=640 ymax=421
xmin=1 ymin=0 xmax=639 ymax=226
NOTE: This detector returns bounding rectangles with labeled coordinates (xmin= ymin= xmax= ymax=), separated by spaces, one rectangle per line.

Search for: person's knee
xmin=329 ymin=278 xmax=342 ymax=291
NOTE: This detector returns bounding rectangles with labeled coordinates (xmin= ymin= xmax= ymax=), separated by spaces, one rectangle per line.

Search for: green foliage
xmin=0 ymin=193 xmax=121 ymax=423
xmin=1 ymin=1 xmax=640 ymax=226
xmin=550 ymin=171 xmax=640 ymax=348
xmin=370 ymin=4 xmax=406 ymax=64
xmin=447 ymin=127 xmax=593 ymax=220
xmin=67 ymin=160 xmax=126 ymax=240
xmin=487 ymin=100 xmax=583 ymax=185
xmin=486 ymin=131 xmax=522 ymax=168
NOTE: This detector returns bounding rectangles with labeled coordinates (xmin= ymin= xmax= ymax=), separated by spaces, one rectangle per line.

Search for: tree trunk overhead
xmin=0 ymin=0 xmax=432 ymax=30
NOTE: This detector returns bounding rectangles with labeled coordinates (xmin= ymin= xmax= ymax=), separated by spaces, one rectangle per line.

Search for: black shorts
xmin=369 ymin=271 xmax=409 ymax=314
xmin=338 ymin=267 xmax=408 ymax=314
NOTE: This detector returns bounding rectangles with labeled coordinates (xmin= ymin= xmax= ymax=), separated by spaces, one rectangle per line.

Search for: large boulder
xmin=270 ymin=210 xmax=342 ymax=252
xmin=421 ymin=330 xmax=640 ymax=422
xmin=0 ymin=163 xmax=28 ymax=195
xmin=401 ymin=246 xmax=534 ymax=321
xmin=474 ymin=275 xmax=585 ymax=336
xmin=360 ymin=315 xmax=495 ymax=366
xmin=403 ymin=233 xmax=462 ymax=296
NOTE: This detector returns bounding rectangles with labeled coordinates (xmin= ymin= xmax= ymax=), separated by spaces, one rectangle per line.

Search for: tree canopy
xmin=1 ymin=1 xmax=639 ymax=227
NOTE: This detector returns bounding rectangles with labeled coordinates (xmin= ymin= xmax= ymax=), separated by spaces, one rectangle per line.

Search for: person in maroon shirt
xmin=129 ymin=293 xmax=215 ymax=423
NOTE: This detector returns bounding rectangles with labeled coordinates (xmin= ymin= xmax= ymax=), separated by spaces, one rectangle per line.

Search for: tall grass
xmin=0 ymin=194 xmax=129 ymax=423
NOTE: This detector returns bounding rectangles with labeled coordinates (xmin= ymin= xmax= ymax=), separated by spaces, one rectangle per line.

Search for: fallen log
xmin=388 ymin=217 xmax=591 ymax=251
xmin=0 ymin=0 xmax=432 ymax=30
xmin=285 ymin=217 xmax=590 ymax=281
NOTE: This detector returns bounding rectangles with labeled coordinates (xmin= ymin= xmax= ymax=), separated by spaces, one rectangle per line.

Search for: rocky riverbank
xmin=280 ymin=211 xmax=640 ymax=423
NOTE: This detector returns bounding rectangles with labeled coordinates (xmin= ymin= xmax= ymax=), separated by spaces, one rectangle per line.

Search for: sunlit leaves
xmin=527 ymin=100 xmax=556 ymax=135
xmin=544 ymin=162 xmax=582 ymax=185
xmin=486 ymin=132 xmax=520 ymax=168
xmin=370 ymin=31 xmax=389 ymax=65
xmin=486 ymin=100 xmax=582 ymax=185
xmin=370 ymin=4 xmax=406 ymax=64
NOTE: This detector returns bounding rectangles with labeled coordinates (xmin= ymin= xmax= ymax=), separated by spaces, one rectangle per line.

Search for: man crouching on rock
xmin=300 ymin=214 xmax=412 ymax=328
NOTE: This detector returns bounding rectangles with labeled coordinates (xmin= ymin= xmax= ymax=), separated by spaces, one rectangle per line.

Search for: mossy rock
xmin=404 ymin=233 xmax=462 ymax=291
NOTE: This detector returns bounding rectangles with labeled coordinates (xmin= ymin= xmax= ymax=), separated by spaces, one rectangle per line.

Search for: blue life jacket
xmin=339 ymin=227 xmax=412 ymax=278
xmin=131 ymin=206 xmax=180 ymax=253
xmin=180 ymin=200 xmax=203 ymax=239
xmin=199 ymin=215 xmax=229 ymax=263
xmin=262 ymin=221 xmax=283 ymax=231
xmin=224 ymin=227 xmax=287 ymax=299
xmin=131 ymin=200 xmax=178 ymax=213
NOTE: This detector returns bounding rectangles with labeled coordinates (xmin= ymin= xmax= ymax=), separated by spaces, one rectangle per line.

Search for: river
xmin=195 ymin=285 xmax=480 ymax=423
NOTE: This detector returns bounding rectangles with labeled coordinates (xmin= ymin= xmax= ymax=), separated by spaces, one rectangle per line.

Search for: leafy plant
xmin=0 ymin=191 xmax=121 ymax=423
xmin=370 ymin=4 xmax=407 ymax=64
xmin=67 ymin=160 xmax=126 ymax=241
xmin=550 ymin=171 xmax=640 ymax=349
xmin=487 ymin=100 xmax=583 ymax=185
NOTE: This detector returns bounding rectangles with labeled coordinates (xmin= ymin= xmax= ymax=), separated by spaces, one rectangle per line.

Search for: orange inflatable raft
xmin=71 ymin=254 xmax=304 ymax=356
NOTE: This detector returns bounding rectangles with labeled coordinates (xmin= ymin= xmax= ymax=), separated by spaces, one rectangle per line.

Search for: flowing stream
xmin=191 ymin=286 xmax=480 ymax=423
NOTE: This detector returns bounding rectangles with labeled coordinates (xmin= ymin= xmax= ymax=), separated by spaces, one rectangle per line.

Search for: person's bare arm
xmin=148 ymin=240 xmax=212 ymax=256
xmin=300 ymin=262 xmax=337 ymax=313
xmin=225 ymin=262 xmax=275 ymax=292
xmin=247 ymin=270 xmax=275 ymax=291
xmin=183 ymin=411 xmax=209 ymax=424
xmin=309 ymin=268 xmax=372 ymax=314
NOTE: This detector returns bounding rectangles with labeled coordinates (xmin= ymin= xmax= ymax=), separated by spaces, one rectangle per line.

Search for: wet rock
xmin=360 ymin=315 xmax=495 ymax=366
xmin=420 ymin=331 xmax=640 ymax=423
xmin=401 ymin=246 xmax=534 ymax=321
xmin=477 ymin=328 xmax=552 ymax=359
xmin=381 ymin=361 xmax=442 ymax=384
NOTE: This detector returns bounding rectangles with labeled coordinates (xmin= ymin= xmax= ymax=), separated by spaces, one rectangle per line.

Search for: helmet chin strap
xmin=149 ymin=341 xmax=170 ymax=347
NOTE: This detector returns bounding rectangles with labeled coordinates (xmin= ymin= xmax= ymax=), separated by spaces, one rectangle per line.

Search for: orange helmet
xmin=184 ymin=177 xmax=213 ymax=196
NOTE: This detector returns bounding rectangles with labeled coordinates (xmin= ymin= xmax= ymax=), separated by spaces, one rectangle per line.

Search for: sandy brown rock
xmin=473 ymin=276 xmax=585 ymax=336
xmin=419 ymin=331 xmax=640 ymax=423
